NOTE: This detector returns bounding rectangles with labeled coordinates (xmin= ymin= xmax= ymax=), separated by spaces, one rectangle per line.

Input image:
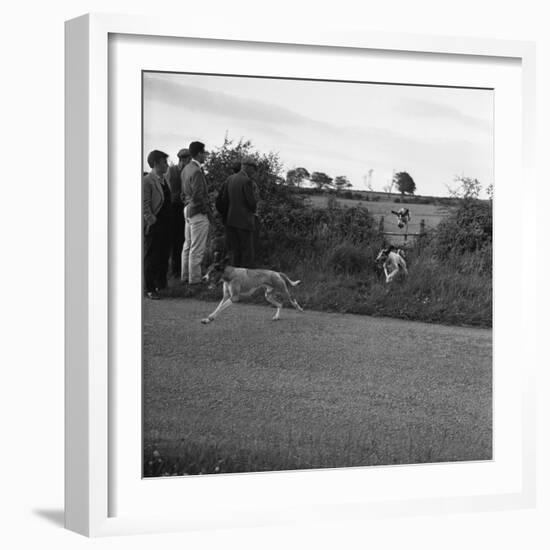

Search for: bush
xmin=432 ymin=199 xmax=492 ymax=261
xmin=327 ymin=244 xmax=369 ymax=274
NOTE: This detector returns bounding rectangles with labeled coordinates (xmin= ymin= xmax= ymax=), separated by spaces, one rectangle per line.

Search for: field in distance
xmin=306 ymin=193 xmax=453 ymax=235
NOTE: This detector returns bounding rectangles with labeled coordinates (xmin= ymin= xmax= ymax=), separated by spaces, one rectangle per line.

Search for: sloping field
xmin=307 ymin=195 xmax=452 ymax=236
xmin=143 ymin=298 xmax=492 ymax=475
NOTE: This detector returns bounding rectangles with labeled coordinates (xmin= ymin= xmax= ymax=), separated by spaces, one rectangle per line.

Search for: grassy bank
xmin=162 ymin=194 xmax=492 ymax=327
xmin=163 ymin=242 xmax=492 ymax=328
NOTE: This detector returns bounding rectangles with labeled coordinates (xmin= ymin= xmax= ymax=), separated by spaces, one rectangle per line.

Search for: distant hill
xmin=292 ymin=187 xmax=475 ymax=207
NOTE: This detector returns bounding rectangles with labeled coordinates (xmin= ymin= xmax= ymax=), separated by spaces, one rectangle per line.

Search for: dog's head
xmin=376 ymin=246 xmax=394 ymax=263
xmin=202 ymin=252 xmax=229 ymax=288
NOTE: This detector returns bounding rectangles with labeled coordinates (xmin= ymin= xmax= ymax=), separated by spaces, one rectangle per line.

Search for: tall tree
xmin=363 ymin=169 xmax=374 ymax=191
xmin=393 ymin=171 xmax=416 ymax=196
xmin=333 ymin=175 xmax=352 ymax=194
xmin=286 ymin=167 xmax=310 ymax=187
xmin=310 ymin=171 xmax=333 ymax=190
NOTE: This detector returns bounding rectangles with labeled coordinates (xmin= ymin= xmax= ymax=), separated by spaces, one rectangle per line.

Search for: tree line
xmin=287 ymin=166 xmax=418 ymax=197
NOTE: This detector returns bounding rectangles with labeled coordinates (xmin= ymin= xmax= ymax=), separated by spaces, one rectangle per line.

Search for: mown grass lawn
xmin=143 ymin=298 xmax=492 ymax=477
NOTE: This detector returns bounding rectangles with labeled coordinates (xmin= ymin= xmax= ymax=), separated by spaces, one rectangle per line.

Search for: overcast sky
xmin=143 ymin=72 xmax=493 ymax=197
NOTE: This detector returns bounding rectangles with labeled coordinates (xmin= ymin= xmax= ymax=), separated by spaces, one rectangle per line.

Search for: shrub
xmin=432 ymin=199 xmax=492 ymax=261
xmin=328 ymin=244 xmax=370 ymax=274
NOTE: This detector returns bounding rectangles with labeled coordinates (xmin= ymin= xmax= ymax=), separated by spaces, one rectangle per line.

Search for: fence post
xmin=420 ymin=219 xmax=426 ymax=235
xmin=379 ymin=216 xmax=385 ymax=234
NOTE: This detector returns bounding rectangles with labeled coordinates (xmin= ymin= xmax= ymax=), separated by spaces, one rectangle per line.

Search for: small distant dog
xmin=376 ymin=246 xmax=408 ymax=283
xmin=200 ymin=254 xmax=304 ymax=324
xmin=391 ymin=208 xmax=411 ymax=229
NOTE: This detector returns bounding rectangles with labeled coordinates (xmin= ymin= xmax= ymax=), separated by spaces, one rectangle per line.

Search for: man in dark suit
xmin=180 ymin=141 xmax=212 ymax=284
xmin=143 ymin=150 xmax=172 ymax=299
xmin=220 ymin=156 xmax=258 ymax=268
xmin=167 ymin=148 xmax=191 ymax=278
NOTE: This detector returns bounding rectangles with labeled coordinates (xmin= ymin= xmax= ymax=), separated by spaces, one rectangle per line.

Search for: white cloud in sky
xmin=143 ymin=72 xmax=493 ymax=197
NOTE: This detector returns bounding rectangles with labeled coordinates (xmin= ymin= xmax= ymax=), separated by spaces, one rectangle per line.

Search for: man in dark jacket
xmin=143 ymin=150 xmax=172 ymax=299
xmin=220 ymin=156 xmax=258 ymax=268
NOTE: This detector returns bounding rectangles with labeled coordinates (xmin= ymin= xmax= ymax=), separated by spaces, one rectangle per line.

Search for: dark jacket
xmin=223 ymin=170 xmax=258 ymax=231
xmin=167 ymin=164 xmax=184 ymax=204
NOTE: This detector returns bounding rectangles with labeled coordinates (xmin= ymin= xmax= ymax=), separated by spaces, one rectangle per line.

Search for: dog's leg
xmin=387 ymin=267 xmax=399 ymax=283
xmin=264 ymin=288 xmax=283 ymax=320
xmin=201 ymin=296 xmax=231 ymax=324
xmin=285 ymin=288 xmax=304 ymax=312
xmin=277 ymin=278 xmax=304 ymax=315
xmin=384 ymin=264 xmax=391 ymax=283
xmin=201 ymin=284 xmax=232 ymax=324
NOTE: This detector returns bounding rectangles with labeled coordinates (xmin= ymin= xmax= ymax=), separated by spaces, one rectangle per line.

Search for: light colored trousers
xmin=181 ymin=206 xmax=210 ymax=283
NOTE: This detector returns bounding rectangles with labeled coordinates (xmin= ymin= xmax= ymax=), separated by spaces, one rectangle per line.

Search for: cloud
xmin=143 ymin=74 xmax=493 ymax=194
xmin=396 ymin=97 xmax=493 ymax=134
xmin=143 ymin=74 xmax=472 ymax=159
xmin=144 ymin=75 xmax=322 ymax=129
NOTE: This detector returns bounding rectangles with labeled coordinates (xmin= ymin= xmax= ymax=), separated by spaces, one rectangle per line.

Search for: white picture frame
xmin=65 ymin=13 xmax=537 ymax=537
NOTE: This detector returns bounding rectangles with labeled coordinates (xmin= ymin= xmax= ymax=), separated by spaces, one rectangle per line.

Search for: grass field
xmin=306 ymin=195 xmax=453 ymax=239
xmin=143 ymin=299 xmax=492 ymax=477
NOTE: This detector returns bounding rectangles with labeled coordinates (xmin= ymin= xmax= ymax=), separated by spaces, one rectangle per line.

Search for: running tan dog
xmin=200 ymin=255 xmax=304 ymax=324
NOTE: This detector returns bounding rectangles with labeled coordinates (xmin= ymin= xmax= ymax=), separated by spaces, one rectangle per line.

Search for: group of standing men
xmin=143 ymin=140 xmax=260 ymax=300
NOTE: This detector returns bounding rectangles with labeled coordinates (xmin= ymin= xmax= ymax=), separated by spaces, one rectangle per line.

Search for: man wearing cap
xmin=221 ymin=156 xmax=259 ymax=268
xmin=180 ymin=141 xmax=212 ymax=284
xmin=167 ymin=148 xmax=191 ymax=278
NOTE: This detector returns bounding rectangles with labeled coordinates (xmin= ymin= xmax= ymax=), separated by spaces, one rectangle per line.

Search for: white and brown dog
xmin=200 ymin=255 xmax=304 ymax=324
xmin=376 ymin=245 xmax=408 ymax=283
xmin=391 ymin=207 xmax=411 ymax=230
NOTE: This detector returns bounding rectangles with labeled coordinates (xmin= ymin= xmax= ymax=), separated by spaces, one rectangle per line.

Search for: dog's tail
xmin=280 ymin=273 xmax=301 ymax=287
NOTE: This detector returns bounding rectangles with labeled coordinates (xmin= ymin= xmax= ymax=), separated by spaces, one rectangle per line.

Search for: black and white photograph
xmin=142 ymin=71 xmax=493 ymax=477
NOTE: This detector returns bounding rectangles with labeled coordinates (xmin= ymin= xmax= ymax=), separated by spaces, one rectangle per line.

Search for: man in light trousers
xmin=180 ymin=141 xmax=212 ymax=284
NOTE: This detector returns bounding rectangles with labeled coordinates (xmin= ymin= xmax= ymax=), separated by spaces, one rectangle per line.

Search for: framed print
xmin=65 ymin=13 xmax=537 ymax=537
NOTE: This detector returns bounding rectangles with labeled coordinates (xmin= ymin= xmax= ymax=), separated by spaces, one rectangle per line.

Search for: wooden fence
xmin=378 ymin=217 xmax=426 ymax=243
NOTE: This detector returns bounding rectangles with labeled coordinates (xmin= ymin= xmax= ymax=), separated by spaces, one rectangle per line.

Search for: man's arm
xmin=243 ymin=179 xmax=258 ymax=213
xmin=143 ymin=178 xmax=157 ymax=227
xmin=215 ymin=178 xmax=229 ymax=217
xmin=179 ymin=169 xmax=189 ymax=204
xmin=189 ymin=170 xmax=212 ymax=214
